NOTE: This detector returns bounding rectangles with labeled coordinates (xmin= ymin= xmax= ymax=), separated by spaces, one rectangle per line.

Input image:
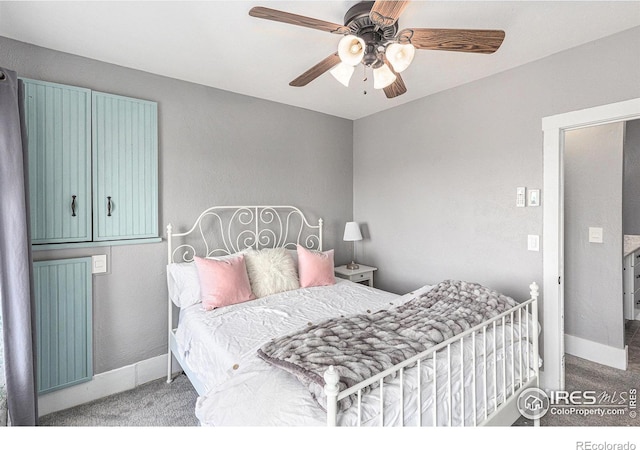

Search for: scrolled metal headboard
xmin=166 ymin=205 xmax=323 ymax=264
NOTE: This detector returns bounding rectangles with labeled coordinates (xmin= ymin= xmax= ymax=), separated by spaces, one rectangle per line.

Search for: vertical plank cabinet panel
xmin=33 ymin=258 xmax=93 ymax=394
xmin=92 ymin=92 xmax=158 ymax=241
xmin=22 ymin=79 xmax=92 ymax=244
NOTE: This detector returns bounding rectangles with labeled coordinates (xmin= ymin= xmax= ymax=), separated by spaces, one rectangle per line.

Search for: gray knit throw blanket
xmin=257 ymin=279 xmax=518 ymax=412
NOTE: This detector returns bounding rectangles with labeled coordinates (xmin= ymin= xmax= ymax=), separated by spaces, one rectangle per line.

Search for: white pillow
xmin=244 ymin=247 xmax=300 ymax=298
xmin=167 ymin=251 xmax=248 ymax=308
xmin=167 ymin=262 xmax=201 ymax=308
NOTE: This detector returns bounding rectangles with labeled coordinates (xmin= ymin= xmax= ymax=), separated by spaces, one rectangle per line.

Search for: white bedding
xmin=173 ymin=279 xmax=536 ymax=426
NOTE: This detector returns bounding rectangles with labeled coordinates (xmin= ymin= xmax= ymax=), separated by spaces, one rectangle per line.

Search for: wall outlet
xmin=588 ymin=227 xmax=603 ymax=244
xmin=92 ymin=254 xmax=107 ymax=274
xmin=528 ymin=234 xmax=540 ymax=251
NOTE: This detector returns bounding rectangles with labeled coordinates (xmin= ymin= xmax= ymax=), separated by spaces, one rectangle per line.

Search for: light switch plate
xmin=528 ymin=189 xmax=540 ymax=207
xmin=528 ymin=235 xmax=540 ymax=251
xmin=92 ymin=255 xmax=107 ymax=274
xmin=588 ymin=227 xmax=603 ymax=244
xmin=516 ymin=187 xmax=526 ymax=207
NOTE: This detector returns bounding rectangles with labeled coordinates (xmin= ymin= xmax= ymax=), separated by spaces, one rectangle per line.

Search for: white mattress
xmin=174 ymin=279 xmax=410 ymax=394
xmin=173 ymin=279 xmax=536 ymax=426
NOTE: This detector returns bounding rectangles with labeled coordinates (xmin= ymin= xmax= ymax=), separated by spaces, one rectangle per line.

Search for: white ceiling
xmin=1 ymin=1 xmax=639 ymax=120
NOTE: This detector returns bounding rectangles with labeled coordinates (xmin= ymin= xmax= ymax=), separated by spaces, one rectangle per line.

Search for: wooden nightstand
xmin=334 ymin=264 xmax=377 ymax=287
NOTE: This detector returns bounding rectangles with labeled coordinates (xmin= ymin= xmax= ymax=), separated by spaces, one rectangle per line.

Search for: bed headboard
xmin=166 ymin=205 xmax=323 ymax=264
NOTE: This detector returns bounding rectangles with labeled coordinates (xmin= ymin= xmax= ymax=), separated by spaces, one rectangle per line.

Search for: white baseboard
xmin=564 ymin=334 xmax=628 ymax=370
xmin=38 ymin=353 xmax=172 ymax=417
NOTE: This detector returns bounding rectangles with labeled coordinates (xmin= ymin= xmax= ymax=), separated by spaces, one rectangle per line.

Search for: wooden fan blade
xmin=379 ymin=57 xmax=407 ymax=99
xmin=383 ymin=72 xmax=407 ymax=99
xmin=249 ymin=6 xmax=350 ymax=34
xmin=398 ymin=28 xmax=505 ymax=54
xmin=289 ymin=53 xmax=341 ymax=87
xmin=369 ymin=1 xmax=410 ymax=28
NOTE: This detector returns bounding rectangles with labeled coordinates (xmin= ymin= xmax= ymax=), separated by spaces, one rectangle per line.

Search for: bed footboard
xmin=324 ymin=282 xmax=540 ymax=427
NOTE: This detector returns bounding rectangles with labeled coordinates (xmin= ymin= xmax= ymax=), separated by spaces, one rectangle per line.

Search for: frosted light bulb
xmin=373 ymin=63 xmax=397 ymax=89
xmin=385 ymin=42 xmax=415 ymax=73
xmin=337 ymin=35 xmax=365 ymax=66
xmin=330 ymin=63 xmax=355 ymax=87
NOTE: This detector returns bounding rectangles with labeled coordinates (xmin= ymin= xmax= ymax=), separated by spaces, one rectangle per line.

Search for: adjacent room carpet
xmin=514 ymin=352 xmax=640 ymax=427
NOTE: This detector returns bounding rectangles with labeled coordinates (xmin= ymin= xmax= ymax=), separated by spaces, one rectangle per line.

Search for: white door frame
xmin=541 ymin=97 xmax=640 ymax=392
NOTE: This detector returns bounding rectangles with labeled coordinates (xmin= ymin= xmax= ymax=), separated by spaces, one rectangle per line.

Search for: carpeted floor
xmin=514 ymin=354 xmax=640 ymax=426
xmin=39 ymin=373 xmax=199 ymax=426
xmin=515 ymin=320 xmax=640 ymax=427
xmin=39 ymin=345 xmax=640 ymax=427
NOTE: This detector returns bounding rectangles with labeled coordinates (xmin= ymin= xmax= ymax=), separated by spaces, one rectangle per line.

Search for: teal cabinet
xmin=92 ymin=92 xmax=158 ymax=241
xmin=23 ymin=80 xmax=92 ymax=244
xmin=33 ymin=258 xmax=93 ymax=394
xmin=21 ymin=79 xmax=158 ymax=246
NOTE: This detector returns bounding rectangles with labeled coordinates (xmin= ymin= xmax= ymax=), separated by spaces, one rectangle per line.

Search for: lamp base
xmin=346 ymin=261 xmax=359 ymax=270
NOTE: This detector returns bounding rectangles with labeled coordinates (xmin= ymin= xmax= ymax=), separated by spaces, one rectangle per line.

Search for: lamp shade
xmin=373 ymin=63 xmax=397 ymax=89
xmin=343 ymin=222 xmax=363 ymax=241
xmin=337 ymin=35 xmax=365 ymax=66
xmin=330 ymin=62 xmax=355 ymax=87
xmin=385 ymin=42 xmax=415 ymax=73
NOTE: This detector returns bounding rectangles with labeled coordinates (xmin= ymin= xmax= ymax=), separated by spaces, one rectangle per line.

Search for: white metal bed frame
xmin=324 ymin=283 xmax=540 ymax=426
xmin=166 ymin=205 xmax=323 ymax=395
xmin=165 ymin=205 xmax=539 ymax=427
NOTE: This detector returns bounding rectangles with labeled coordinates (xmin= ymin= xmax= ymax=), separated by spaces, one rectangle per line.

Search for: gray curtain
xmin=0 ymin=303 xmax=5 ymax=426
xmin=0 ymin=67 xmax=38 ymax=425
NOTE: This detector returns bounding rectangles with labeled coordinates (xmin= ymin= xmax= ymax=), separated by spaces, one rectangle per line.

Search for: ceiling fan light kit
xmin=385 ymin=42 xmax=415 ymax=73
xmin=329 ymin=62 xmax=355 ymax=87
xmin=337 ymin=35 xmax=365 ymax=66
xmin=373 ymin=64 xmax=397 ymax=89
xmin=249 ymin=1 xmax=505 ymax=99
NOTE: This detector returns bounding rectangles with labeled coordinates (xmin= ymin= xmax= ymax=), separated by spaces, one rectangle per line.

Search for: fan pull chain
xmin=362 ymin=65 xmax=368 ymax=95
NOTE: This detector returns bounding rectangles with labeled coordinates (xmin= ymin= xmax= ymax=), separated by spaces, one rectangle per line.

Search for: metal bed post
xmin=166 ymin=223 xmax=173 ymax=384
xmin=530 ymin=282 xmax=541 ymax=427
xmin=324 ymin=365 xmax=339 ymax=426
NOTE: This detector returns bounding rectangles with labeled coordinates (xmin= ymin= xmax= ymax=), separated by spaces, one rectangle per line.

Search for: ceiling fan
xmin=249 ymin=1 xmax=505 ymax=99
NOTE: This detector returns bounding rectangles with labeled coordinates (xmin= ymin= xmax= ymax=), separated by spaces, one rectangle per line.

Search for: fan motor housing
xmin=344 ymin=1 xmax=398 ymax=34
xmin=344 ymin=1 xmax=398 ymax=59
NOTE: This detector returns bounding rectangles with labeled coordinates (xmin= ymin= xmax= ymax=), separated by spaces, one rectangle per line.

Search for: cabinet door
xmin=23 ymin=79 xmax=92 ymax=244
xmin=33 ymin=258 xmax=93 ymax=394
xmin=92 ymin=92 xmax=158 ymax=241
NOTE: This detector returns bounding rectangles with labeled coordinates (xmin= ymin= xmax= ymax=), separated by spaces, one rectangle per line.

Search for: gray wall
xmin=0 ymin=37 xmax=354 ymax=374
xmin=623 ymin=120 xmax=640 ymax=235
xmin=3 ymin=24 xmax=640 ymax=377
xmin=564 ymin=123 xmax=625 ymax=349
xmin=354 ymin=26 xmax=640 ymax=357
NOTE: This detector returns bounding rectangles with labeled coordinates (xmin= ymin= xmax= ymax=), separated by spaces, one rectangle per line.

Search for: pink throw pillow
xmin=194 ymin=255 xmax=255 ymax=310
xmin=296 ymin=245 xmax=336 ymax=288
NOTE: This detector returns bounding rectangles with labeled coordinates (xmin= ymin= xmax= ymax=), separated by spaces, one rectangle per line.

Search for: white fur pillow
xmin=244 ymin=247 xmax=300 ymax=298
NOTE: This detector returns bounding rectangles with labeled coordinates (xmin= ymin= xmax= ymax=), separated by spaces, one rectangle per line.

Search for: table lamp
xmin=343 ymin=221 xmax=363 ymax=270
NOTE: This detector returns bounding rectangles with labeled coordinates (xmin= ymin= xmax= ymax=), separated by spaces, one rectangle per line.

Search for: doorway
xmin=541 ymin=98 xmax=640 ymax=392
xmin=563 ymin=122 xmax=627 ymax=369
